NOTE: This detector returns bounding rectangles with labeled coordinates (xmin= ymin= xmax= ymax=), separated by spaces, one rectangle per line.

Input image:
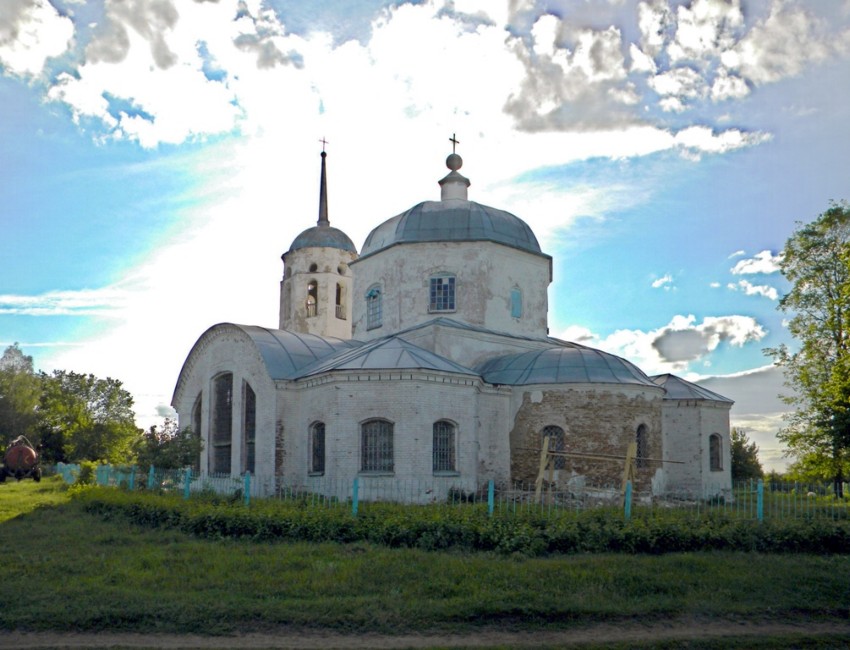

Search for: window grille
xmin=634 ymin=424 xmax=649 ymax=469
xmin=361 ymin=419 xmax=393 ymax=472
xmin=244 ymin=383 xmax=256 ymax=474
xmin=542 ymin=425 xmax=566 ymax=469
xmin=709 ymin=434 xmax=722 ymax=471
xmin=432 ymin=420 xmax=456 ymax=472
xmin=212 ymin=373 xmax=232 ymax=474
xmin=310 ymin=422 xmax=325 ymax=474
xmin=366 ymin=285 xmax=382 ymax=329
xmin=429 ymin=275 xmax=456 ymax=312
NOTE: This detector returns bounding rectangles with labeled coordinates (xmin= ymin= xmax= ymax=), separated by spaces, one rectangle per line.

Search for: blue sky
xmin=2 ymin=0 xmax=849 ymax=471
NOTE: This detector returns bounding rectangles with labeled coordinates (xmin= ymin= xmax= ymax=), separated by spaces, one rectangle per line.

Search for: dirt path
xmin=4 ymin=619 xmax=850 ymax=649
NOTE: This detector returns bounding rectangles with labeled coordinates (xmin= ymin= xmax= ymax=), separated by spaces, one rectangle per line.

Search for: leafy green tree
xmin=767 ymin=200 xmax=850 ymax=494
xmin=0 ymin=343 xmax=41 ymax=442
xmin=134 ymin=417 xmax=202 ymax=470
xmin=730 ymin=427 xmax=763 ymax=480
xmin=38 ymin=370 xmax=139 ymax=463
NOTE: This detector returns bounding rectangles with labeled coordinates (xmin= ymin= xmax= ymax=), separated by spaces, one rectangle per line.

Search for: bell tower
xmin=280 ymin=148 xmax=357 ymax=339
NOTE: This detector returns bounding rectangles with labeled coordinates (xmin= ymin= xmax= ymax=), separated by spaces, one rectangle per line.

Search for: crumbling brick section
xmin=510 ymin=388 xmax=662 ymax=490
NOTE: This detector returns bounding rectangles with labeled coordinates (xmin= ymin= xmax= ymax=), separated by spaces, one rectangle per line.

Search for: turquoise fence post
xmin=128 ymin=466 xmax=136 ymax=491
xmin=147 ymin=465 xmax=155 ymax=490
xmin=487 ymin=479 xmax=494 ymax=517
xmin=624 ymin=480 xmax=633 ymax=522
xmin=757 ymin=478 xmax=764 ymax=522
xmin=352 ymin=477 xmax=359 ymax=516
xmin=183 ymin=468 xmax=192 ymax=500
xmin=244 ymin=472 xmax=251 ymax=506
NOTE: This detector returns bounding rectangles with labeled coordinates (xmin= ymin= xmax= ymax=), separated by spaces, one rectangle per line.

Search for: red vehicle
xmin=0 ymin=436 xmax=42 ymax=483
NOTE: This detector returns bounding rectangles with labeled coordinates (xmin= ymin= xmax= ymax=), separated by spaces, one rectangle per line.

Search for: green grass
xmin=1 ymin=479 xmax=850 ymax=642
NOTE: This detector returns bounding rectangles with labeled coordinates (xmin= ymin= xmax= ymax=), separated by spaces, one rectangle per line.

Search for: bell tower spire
xmin=318 ymin=138 xmax=330 ymax=227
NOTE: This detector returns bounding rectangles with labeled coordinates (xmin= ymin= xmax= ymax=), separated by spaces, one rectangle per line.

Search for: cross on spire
xmin=319 ymin=137 xmax=329 ymax=153
xmin=449 ymin=133 xmax=460 ymax=153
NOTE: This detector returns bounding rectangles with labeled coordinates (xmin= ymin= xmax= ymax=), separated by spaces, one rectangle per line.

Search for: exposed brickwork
xmin=509 ymin=387 xmax=663 ymax=490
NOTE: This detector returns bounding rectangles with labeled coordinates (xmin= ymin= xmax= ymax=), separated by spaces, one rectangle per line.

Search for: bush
xmin=72 ymin=488 xmax=850 ymax=557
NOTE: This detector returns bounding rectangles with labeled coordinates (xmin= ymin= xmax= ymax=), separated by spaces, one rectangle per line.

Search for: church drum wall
xmin=508 ymin=384 xmax=664 ymax=492
xmin=351 ymin=241 xmax=550 ymax=340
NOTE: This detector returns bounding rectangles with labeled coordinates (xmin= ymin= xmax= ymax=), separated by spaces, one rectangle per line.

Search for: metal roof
xmin=651 ymin=373 xmax=734 ymax=403
xmin=236 ymin=325 xmax=361 ymax=379
xmin=295 ymin=335 xmax=476 ymax=379
xmin=476 ymin=345 xmax=659 ymax=387
xmin=287 ymin=224 xmax=357 ymax=254
xmin=359 ymin=200 xmax=545 ymax=259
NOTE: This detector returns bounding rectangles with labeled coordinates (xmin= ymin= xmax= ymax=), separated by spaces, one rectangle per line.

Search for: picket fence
xmin=52 ymin=462 xmax=850 ymax=522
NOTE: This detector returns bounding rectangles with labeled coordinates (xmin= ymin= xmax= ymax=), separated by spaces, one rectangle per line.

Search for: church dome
xmin=359 ymin=200 xmax=543 ymax=259
xmin=475 ymin=344 xmax=659 ymax=387
xmin=288 ymin=224 xmax=357 ymax=254
xmin=358 ymin=151 xmax=544 ymax=259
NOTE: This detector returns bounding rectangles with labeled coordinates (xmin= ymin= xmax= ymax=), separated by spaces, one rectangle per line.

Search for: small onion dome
xmin=288 ymin=225 xmax=357 ymax=254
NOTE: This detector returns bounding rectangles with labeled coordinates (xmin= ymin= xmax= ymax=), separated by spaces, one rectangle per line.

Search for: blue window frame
xmin=366 ymin=285 xmax=382 ymax=329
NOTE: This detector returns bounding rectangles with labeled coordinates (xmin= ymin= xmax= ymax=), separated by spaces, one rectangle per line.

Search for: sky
xmin=1 ymin=0 xmax=849 ymax=472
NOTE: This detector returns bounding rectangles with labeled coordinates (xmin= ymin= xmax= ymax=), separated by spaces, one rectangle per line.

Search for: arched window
xmin=542 ymin=425 xmax=566 ymax=470
xmin=709 ymin=433 xmax=723 ymax=471
xmin=306 ymin=280 xmax=318 ymax=317
xmin=308 ymin=263 xmax=318 ymax=272
xmin=636 ymin=424 xmax=648 ymax=469
xmin=243 ymin=382 xmax=256 ymax=474
xmin=211 ymin=373 xmax=232 ymax=474
xmin=191 ymin=394 xmax=202 ymax=472
xmin=366 ymin=285 xmax=382 ymax=330
xmin=335 ymin=283 xmax=345 ymax=320
xmin=310 ymin=422 xmax=325 ymax=475
xmin=511 ymin=287 xmax=523 ymax=318
xmin=432 ymin=420 xmax=456 ymax=472
xmin=361 ymin=419 xmax=393 ymax=473
xmin=429 ymin=274 xmax=456 ymax=312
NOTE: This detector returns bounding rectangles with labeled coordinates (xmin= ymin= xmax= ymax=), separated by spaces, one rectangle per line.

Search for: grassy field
xmin=1 ymin=478 xmax=850 ymax=648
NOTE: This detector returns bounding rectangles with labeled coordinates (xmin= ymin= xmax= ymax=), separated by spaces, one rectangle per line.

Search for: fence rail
xmin=52 ymin=463 xmax=850 ymax=522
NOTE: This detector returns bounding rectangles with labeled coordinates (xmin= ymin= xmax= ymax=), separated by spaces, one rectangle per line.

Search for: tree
xmin=38 ymin=370 xmax=140 ymax=463
xmin=730 ymin=427 xmax=763 ymax=480
xmin=767 ymin=200 xmax=850 ymax=494
xmin=0 ymin=343 xmax=41 ymax=442
xmin=134 ymin=418 xmax=203 ymax=470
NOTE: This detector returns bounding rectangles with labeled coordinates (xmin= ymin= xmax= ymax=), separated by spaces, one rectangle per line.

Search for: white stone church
xmin=172 ymin=147 xmax=733 ymax=499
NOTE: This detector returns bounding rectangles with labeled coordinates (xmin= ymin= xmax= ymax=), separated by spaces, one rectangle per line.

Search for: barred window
xmin=211 ymin=373 xmax=232 ymax=474
xmin=243 ymin=383 xmax=256 ymax=474
xmin=191 ymin=393 xmax=202 ymax=473
xmin=636 ymin=424 xmax=648 ymax=469
xmin=429 ymin=275 xmax=456 ymax=312
xmin=306 ymin=280 xmax=318 ymax=317
xmin=709 ymin=433 xmax=723 ymax=471
xmin=361 ymin=419 xmax=393 ymax=472
xmin=432 ymin=420 xmax=456 ymax=472
xmin=542 ymin=425 xmax=566 ymax=470
xmin=310 ymin=422 xmax=325 ymax=475
xmin=366 ymin=285 xmax=382 ymax=330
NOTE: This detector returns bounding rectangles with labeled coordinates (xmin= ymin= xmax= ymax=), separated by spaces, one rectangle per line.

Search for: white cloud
xmin=557 ymin=313 xmax=767 ymax=375
xmin=651 ymin=273 xmax=673 ymax=289
xmin=728 ymin=279 xmax=779 ymax=301
xmin=0 ymin=285 xmax=137 ymax=316
xmin=730 ymin=249 xmax=782 ymax=274
xmin=0 ymin=0 xmax=74 ymax=77
xmin=674 ymin=125 xmax=772 ymax=156
xmin=728 ymin=249 xmax=745 ymax=258
xmin=726 ymin=1 xmax=846 ymax=86
xmin=667 ymin=0 xmax=744 ymax=64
